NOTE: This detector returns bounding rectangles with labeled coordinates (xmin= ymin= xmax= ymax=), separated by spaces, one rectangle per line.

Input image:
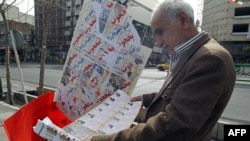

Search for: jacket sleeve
xmin=134 ymin=92 xmax=157 ymax=123
xmin=142 ymin=92 xmax=157 ymax=107
xmin=91 ymin=54 xmax=235 ymax=141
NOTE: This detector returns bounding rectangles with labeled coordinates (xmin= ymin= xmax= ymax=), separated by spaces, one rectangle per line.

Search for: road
xmin=0 ymin=64 xmax=64 ymax=90
xmin=0 ymin=64 xmax=167 ymax=95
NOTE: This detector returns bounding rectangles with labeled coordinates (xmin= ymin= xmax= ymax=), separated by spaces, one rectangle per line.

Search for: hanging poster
xmin=54 ymin=0 xmax=152 ymax=120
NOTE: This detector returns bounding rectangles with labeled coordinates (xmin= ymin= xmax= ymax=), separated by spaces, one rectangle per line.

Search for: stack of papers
xmin=34 ymin=90 xmax=141 ymax=141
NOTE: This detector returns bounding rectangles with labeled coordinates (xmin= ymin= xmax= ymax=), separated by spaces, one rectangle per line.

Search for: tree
xmin=37 ymin=0 xmax=53 ymax=95
xmin=0 ymin=0 xmax=17 ymax=105
xmin=37 ymin=0 xmax=66 ymax=95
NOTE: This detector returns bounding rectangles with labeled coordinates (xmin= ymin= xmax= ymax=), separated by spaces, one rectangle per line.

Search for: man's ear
xmin=177 ymin=11 xmax=189 ymax=28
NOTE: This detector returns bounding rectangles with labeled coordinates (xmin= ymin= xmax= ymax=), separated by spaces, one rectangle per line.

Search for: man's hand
xmin=130 ymin=95 xmax=143 ymax=102
xmin=83 ymin=138 xmax=91 ymax=141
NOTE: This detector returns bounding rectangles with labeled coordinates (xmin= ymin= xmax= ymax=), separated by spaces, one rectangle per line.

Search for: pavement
xmin=0 ymin=101 xmax=19 ymax=141
xmin=0 ymin=63 xmax=250 ymax=141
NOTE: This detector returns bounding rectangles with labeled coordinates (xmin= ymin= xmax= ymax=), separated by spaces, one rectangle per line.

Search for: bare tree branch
xmin=1 ymin=0 xmax=18 ymax=11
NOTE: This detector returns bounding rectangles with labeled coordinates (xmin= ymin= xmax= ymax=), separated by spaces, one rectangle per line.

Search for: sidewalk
xmin=0 ymin=101 xmax=19 ymax=140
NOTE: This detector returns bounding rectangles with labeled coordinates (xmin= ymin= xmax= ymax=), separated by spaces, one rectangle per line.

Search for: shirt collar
xmin=169 ymin=31 xmax=206 ymax=71
xmin=171 ymin=31 xmax=206 ymax=57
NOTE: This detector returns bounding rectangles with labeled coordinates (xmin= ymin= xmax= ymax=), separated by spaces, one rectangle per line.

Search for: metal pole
xmin=0 ymin=76 xmax=3 ymax=99
xmin=10 ymin=30 xmax=28 ymax=104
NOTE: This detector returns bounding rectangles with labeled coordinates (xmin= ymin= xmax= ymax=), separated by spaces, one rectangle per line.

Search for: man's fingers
xmin=130 ymin=95 xmax=143 ymax=102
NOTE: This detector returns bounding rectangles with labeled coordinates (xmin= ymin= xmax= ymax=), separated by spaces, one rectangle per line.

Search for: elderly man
xmin=90 ymin=0 xmax=236 ymax=141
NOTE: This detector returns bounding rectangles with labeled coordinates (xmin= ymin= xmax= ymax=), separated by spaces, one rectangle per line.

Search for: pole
xmin=0 ymin=76 xmax=3 ymax=99
xmin=10 ymin=30 xmax=28 ymax=104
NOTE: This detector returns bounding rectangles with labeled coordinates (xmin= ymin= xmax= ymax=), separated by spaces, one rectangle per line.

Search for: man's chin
xmin=166 ymin=46 xmax=171 ymax=53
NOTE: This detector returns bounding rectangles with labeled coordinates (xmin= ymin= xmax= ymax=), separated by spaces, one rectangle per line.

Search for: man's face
xmin=151 ymin=9 xmax=183 ymax=53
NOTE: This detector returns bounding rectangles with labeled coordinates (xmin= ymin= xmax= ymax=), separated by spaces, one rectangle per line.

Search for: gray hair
xmin=152 ymin=0 xmax=194 ymax=24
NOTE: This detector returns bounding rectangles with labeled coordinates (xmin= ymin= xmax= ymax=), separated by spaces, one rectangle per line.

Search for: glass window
xmin=235 ymin=7 xmax=250 ymax=16
xmin=233 ymin=24 xmax=249 ymax=33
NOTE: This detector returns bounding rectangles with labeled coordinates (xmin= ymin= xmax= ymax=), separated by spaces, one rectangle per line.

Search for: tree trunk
xmin=0 ymin=6 xmax=14 ymax=105
xmin=37 ymin=0 xmax=53 ymax=95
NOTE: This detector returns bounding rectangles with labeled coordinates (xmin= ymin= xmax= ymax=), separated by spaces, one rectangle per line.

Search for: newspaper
xmin=54 ymin=0 xmax=152 ymax=120
xmin=34 ymin=0 xmax=149 ymax=140
xmin=34 ymin=90 xmax=142 ymax=141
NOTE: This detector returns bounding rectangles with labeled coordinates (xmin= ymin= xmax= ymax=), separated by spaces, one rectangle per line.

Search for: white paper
xmin=34 ymin=90 xmax=142 ymax=141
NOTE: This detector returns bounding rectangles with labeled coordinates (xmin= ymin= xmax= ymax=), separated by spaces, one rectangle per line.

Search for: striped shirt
xmin=169 ymin=31 xmax=206 ymax=72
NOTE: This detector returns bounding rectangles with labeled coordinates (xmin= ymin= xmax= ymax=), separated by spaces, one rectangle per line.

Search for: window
xmin=39 ymin=22 xmax=43 ymax=27
xmin=76 ymin=4 xmax=81 ymax=10
xmin=235 ymin=7 xmax=250 ymax=17
xmin=142 ymin=36 xmax=155 ymax=48
xmin=233 ymin=24 xmax=249 ymax=33
xmin=132 ymin=20 xmax=155 ymax=48
xmin=39 ymin=14 xmax=43 ymax=19
xmin=75 ymin=15 xmax=79 ymax=21
xmin=52 ymin=10 xmax=58 ymax=17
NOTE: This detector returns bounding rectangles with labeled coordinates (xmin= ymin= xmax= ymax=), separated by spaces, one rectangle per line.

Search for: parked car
xmin=156 ymin=63 xmax=170 ymax=71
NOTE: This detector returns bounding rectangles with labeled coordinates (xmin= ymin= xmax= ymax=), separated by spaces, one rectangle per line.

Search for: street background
xmin=0 ymin=63 xmax=250 ymax=141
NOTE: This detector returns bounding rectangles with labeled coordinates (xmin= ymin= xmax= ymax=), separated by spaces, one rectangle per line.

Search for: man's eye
xmin=154 ymin=28 xmax=164 ymax=36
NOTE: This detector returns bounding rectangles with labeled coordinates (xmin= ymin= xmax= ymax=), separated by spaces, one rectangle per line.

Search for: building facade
xmin=34 ymin=0 xmax=67 ymax=63
xmin=202 ymin=0 xmax=250 ymax=63
xmin=195 ymin=0 xmax=204 ymax=31
xmin=65 ymin=0 xmax=84 ymax=47
xmin=0 ymin=4 xmax=34 ymax=63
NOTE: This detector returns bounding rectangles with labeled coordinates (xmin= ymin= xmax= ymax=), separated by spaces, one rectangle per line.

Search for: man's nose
xmin=154 ymin=39 xmax=164 ymax=48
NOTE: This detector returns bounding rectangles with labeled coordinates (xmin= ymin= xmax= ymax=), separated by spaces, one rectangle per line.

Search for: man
xmin=90 ymin=0 xmax=236 ymax=140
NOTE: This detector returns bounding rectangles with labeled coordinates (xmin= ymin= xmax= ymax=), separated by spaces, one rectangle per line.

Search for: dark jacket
xmin=92 ymin=33 xmax=236 ymax=141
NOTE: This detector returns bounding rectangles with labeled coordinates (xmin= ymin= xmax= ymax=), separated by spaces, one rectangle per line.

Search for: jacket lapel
xmin=150 ymin=33 xmax=211 ymax=104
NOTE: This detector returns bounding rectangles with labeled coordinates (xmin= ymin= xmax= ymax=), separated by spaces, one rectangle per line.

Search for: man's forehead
xmin=151 ymin=18 xmax=165 ymax=31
